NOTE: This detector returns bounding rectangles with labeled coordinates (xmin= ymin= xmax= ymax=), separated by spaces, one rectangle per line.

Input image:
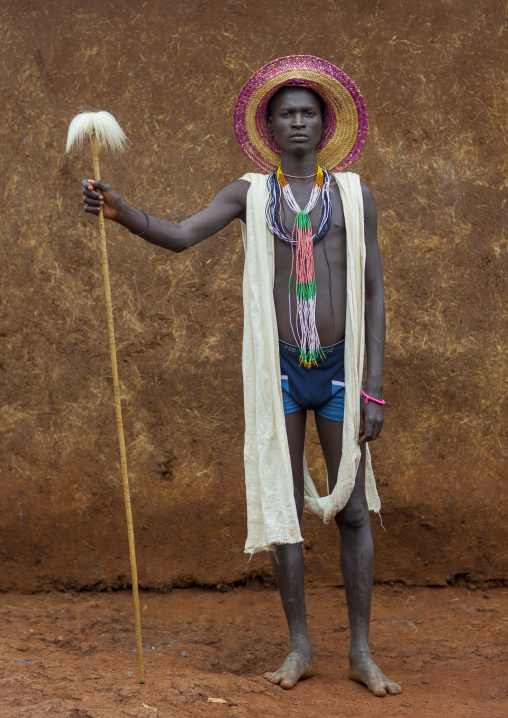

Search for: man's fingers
xmin=88 ymin=179 xmax=108 ymax=190
xmin=358 ymin=398 xmax=384 ymax=443
xmin=81 ymin=178 xmax=109 ymax=191
xmin=82 ymin=186 xmax=103 ymax=202
xmin=83 ymin=195 xmax=102 ymax=207
xmin=82 ymin=188 xmax=103 ymax=206
xmin=81 ymin=178 xmax=98 ymax=190
xmin=361 ymin=418 xmax=376 ymax=443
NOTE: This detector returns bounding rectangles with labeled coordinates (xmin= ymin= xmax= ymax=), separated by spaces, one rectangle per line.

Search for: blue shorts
xmin=279 ymin=339 xmax=345 ymax=422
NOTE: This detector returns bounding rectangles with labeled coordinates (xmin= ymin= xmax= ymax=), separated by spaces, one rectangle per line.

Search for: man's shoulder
xmin=237 ymin=173 xmax=270 ymax=199
xmin=359 ymin=179 xmax=373 ymax=197
xmin=330 ymin=171 xmax=371 ymax=199
xmin=221 ymin=178 xmax=251 ymax=198
xmin=238 ymin=172 xmax=269 ymax=183
xmin=359 ymin=181 xmax=376 ymax=213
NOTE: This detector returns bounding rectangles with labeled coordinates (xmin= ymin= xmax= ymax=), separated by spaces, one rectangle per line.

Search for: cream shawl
xmin=240 ymin=171 xmax=380 ymax=555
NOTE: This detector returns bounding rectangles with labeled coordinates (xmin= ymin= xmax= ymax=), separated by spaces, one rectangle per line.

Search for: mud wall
xmin=1 ymin=0 xmax=506 ymax=590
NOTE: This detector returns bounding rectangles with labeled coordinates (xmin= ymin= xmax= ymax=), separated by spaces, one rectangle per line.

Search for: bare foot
xmin=348 ymin=652 xmax=402 ymax=697
xmin=263 ymin=646 xmax=315 ymax=690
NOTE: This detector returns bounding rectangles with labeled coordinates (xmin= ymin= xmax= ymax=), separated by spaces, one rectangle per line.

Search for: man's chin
xmin=291 ymin=144 xmax=315 ymax=156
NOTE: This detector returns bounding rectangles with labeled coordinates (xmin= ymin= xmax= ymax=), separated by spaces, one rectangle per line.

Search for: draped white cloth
xmin=240 ymin=171 xmax=380 ymax=554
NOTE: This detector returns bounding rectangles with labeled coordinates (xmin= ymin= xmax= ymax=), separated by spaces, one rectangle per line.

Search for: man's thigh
xmin=315 ymin=413 xmax=367 ymax=503
xmin=284 ymin=409 xmax=307 ymax=518
xmin=314 ymin=414 xmax=343 ymax=491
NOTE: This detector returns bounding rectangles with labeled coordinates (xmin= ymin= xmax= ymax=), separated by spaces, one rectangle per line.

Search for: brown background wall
xmin=1 ymin=0 xmax=506 ymax=591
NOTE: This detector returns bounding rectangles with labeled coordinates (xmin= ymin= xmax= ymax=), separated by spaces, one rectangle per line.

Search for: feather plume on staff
xmin=66 ymin=110 xmax=128 ymax=154
xmin=66 ymin=110 xmax=144 ymax=684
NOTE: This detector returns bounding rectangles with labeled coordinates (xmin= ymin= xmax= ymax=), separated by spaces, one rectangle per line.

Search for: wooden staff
xmin=66 ymin=111 xmax=144 ymax=683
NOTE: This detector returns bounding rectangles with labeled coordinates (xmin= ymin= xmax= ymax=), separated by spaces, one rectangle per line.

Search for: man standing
xmin=81 ymin=56 xmax=401 ymax=697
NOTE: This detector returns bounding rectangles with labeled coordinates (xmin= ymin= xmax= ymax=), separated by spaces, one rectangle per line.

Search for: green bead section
xmin=298 ymin=348 xmax=326 ymax=368
xmin=295 ymin=278 xmax=317 ymax=301
xmin=294 ymin=211 xmax=311 ymax=230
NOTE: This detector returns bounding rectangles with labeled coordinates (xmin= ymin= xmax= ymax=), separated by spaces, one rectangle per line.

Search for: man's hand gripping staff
xmin=82 ymin=178 xmax=122 ymax=221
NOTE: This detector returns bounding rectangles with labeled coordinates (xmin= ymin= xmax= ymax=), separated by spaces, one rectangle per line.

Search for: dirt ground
xmin=1 ymin=584 xmax=506 ymax=718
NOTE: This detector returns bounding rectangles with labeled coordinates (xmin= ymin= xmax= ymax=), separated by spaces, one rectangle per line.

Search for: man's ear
xmin=267 ymin=116 xmax=274 ymax=138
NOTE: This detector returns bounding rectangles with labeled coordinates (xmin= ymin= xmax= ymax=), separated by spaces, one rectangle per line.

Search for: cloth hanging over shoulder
xmin=240 ymin=171 xmax=380 ymax=555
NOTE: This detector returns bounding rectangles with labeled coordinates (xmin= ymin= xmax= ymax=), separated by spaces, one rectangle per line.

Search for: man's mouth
xmin=289 ymin=134 xmax=308 ymax=140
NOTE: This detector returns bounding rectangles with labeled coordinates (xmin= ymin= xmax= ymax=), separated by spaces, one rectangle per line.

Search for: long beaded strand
xmin=266 ymin=166 xmax=332 ymax=368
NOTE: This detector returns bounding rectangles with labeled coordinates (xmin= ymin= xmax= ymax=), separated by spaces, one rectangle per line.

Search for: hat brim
xmin=233 ymin=56 xmax=368 ymax=173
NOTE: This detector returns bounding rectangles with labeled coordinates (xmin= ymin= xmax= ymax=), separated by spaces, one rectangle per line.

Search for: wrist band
xmin=361 ymin=390 xmax=385 ymax=405
xmin=130 ymin=211 xmax=150 ymax=236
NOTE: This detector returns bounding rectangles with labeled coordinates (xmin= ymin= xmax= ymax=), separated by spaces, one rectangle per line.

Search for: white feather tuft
xmin=66 ymin=111 xmax=128 ymax=154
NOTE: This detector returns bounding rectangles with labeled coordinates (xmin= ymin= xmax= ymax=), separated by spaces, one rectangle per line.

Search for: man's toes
xmin=263 ymin=671 xmax=282 ymax=685
xmin=280 ymin=675 xmax=297 ymax=690
xmin=372 ymin=683 xmax=387 ymax=697
xmin=386 ymin=681 xmax=402 ymax=695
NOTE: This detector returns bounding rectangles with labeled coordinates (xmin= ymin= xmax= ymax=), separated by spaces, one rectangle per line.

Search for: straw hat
xmin=233 ymin=55 xmax=368 ymax=174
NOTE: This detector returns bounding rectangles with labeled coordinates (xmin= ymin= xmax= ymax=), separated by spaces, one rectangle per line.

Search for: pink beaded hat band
xmin=233 ymin=55 xmax=368 ymax=174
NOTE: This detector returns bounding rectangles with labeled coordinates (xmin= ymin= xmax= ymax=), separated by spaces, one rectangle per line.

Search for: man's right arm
xmin=81 ymin=178 xmax=250 ymax=253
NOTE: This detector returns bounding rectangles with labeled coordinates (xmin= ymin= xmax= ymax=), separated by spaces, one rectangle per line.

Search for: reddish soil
xmin=1 ymin=0 xmax=507 ymax=589
xmin=1 ymin=585 xmax=506 ymax=717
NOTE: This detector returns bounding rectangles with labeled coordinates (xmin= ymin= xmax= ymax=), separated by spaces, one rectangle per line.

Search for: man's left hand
xmin=358 ymin=396 xmax=384 ymax=444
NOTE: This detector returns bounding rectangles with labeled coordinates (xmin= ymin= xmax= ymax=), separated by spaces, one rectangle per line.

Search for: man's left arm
xmin=359 ymin=181 xmax=386 ymax=444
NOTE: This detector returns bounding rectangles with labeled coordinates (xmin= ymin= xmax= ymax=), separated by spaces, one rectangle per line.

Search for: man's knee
xmin=336 ymin=497 xmax=369 ymax=529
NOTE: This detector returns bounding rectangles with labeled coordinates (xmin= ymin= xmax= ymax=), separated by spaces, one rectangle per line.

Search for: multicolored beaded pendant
xmin=266 ymin=165 xmax=332 ymax=368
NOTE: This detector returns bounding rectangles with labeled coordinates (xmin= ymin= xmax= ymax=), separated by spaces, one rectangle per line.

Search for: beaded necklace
xmin=265 ymin=165 xmax=332 ymax=368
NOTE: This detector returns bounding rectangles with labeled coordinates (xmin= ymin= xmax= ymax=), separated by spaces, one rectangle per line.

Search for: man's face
xmin=267 ymin=87 xmax=323 ymax=155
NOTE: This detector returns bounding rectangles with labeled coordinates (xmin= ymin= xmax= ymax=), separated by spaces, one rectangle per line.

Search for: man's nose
xmin=291 ymin=113 xmax=306 ymax=127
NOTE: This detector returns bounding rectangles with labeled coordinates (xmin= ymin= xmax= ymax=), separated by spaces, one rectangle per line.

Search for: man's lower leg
xmin=263 ymin=543 xmax=315 ymax=689
xmin=315 ymin=413 xmax=401 ymax=696
xmin=338 ymin=510 xmax=402 ymax=696
xmin=338 ymin=510 xmax=374 ymax=660
xmin=271 ymin=542 xmax=312 ymax=651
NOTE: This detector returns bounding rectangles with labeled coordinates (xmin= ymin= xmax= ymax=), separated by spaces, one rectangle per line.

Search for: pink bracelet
xmin=361 ymin=390 xmax=385 ymax=405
